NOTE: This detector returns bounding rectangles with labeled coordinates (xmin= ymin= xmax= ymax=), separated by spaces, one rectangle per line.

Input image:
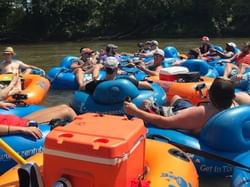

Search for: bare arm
xmin=0 ymin=102 xmax=16 ymax=110
xmin=0 ymin=74 xmax=19 ymax=99
xmin=0 ymin=125 xmax=42 ymax=139
xmin=238 ymin=63 xmax=250 ymax=75
xmin=124 ymin=101 xmax=205 ymax=131
xmin=18 ymin=61 xmax=41 ymax=70
xmin=137 ymin=81 xmax=152 ymax=90
xmin=227 ymin=53 xmax=238 ymax=63
xmin=70 ymin=61 xmax=84 ymax=69
xmin=92 ymin=64 xmax=103 ymax=80
xmin=215 ymin=51 xmax=234 ymax=59
xmin=235 ymin=92 xmax=250 ymax=104
xmin=137 ymin=64 xmax=159 ymax=76
xmin=139 ymin=51 xmax=154 ymax=57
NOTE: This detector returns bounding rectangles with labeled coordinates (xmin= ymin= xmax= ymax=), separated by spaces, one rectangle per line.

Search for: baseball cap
xmin=106 ymin=44 xmax=118 ymax=49
xmin=226 ymin=42 xmax=237 ymax=48
xmin=154 ymin=49 xmax=165 ymax=57
xmin=201 ymin=36 xmax=209 ymax=42
xmin=104 ymin=57 xmax=119 ymax=69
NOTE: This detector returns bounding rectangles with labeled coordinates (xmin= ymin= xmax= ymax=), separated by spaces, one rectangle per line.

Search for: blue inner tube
xmin=47 ymin=67 xmax=105 ymax=90
xmin=231 ymin=152 xmax=250 ymax=187
xmin=208 ymin=58 xmax=226 ymax=76
xmin=182 ymin=59 xmax=219 ymax=78
xmin=70 ymin=79 xmax=166 ymax=114
xmin=164 ymin=46 xmax=179 ymax=58
xmin=30 ymin=68 xmax=46 ymax=77
xmin=0 ymin=105 xmax=45 ymax=117
xmin=0 ymin=124 xmax=51 ymax=174
xmin=211 ymin=44 xmax=224 ymax=52
xmin=147 ymin=105 xmax=250 ymax=177
xmin=119 ymin=66 xmax=148 ymax=81
xmin=59 ymin=56 xmax=79 ymax=68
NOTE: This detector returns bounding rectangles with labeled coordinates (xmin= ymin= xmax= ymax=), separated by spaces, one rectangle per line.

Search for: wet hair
xmin=209 ymin=78 xmax=235 ymax=110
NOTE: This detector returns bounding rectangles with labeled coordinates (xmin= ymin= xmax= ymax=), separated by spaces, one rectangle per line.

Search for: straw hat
xmin=3 ymin=47 xmax=16 ymax=55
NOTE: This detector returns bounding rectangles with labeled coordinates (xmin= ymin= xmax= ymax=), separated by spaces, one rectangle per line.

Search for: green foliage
xmin=0 ymin=0 xmax=250 ymax=41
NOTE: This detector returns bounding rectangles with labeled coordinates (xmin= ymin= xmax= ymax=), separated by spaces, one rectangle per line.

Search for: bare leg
xmin=0 ymin=74 xmax=23 ymax=98
xmin=23 ymin=104 xmax=77 ymax=123
xmin=74 ymin=68 xmax=85 ymax=90
xmin=92 ymin=64 xmax=103 ymax=80
xmin=0 ymin=74 xmax=18 ymax=99
xmin=8 ymin=77 xmax=22 ymax=95
xmin=223 ymin=63 xmax=238 ymax=78
xmin=238 ymin=63 xmax=250 ymax=75
xmin=235 ymin=92 xmax=250 ymax=105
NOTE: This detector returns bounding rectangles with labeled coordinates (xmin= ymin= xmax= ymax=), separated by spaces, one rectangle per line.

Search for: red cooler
xmin=43 ymin=113 xmax=147 ymax=187
xmin=160 ymin=66 xmax=189 ymax=81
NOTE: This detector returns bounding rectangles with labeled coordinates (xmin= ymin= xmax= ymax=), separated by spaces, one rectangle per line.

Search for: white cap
xmin=104 ymin=57 xmax=119 ymax=69
xmin=151 ymin=40 xmax=159 ymax=46
xmin=154 ymin=49 xmax=165 ymax=57
xmin=226 ymin=42 xmax=237 ymax=48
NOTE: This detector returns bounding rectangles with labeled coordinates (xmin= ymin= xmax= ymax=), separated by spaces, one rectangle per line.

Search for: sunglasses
xmin=3 ymin=53 xmax=12 ymax=56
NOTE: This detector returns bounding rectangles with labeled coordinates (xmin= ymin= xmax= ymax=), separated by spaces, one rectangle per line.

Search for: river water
xmin=1 ymin=38 xmax=250 ymax=186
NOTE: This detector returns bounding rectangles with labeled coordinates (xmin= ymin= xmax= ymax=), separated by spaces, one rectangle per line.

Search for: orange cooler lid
xmin=45 ymin=113 xmax=146 ymax=159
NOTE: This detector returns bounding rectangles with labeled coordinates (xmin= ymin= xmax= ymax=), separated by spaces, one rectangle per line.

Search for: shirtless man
xmin=136 ymin=49 xmax=165 ymax=76
xmin=124 ymin=78 xmax=250 ymax=134
xmin=71 ymin=48 xmax=97 ymax=90
xmin=0 ymin=47 xmax=43 ymax=74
